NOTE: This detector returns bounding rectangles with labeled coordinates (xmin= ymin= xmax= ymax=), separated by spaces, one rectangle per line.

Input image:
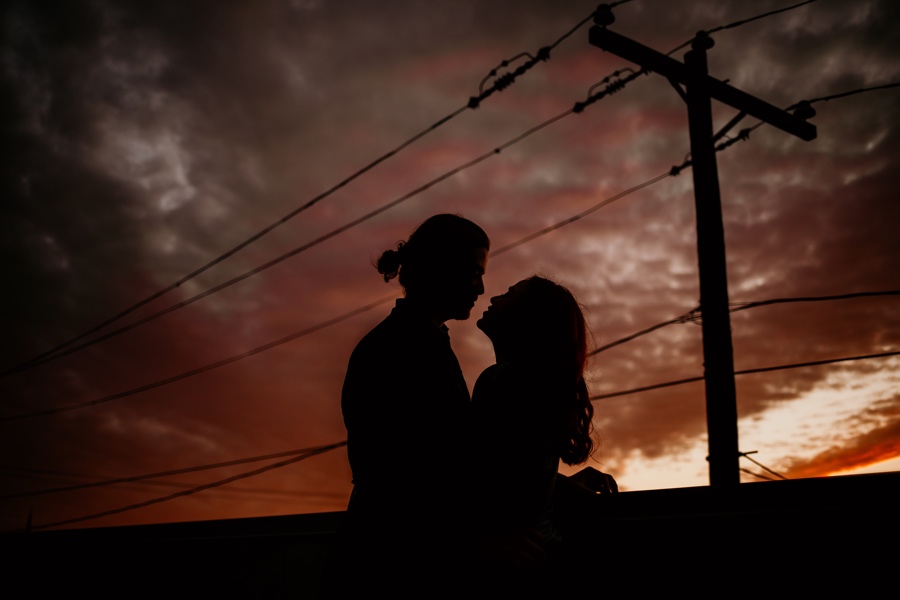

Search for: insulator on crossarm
xmin=792 ymin=100 xmax=816 ymax=120
xmin=593 ymin=4 xmax=615 ymax=27
xmin=691 ymin=30 xmax=715 ymax=51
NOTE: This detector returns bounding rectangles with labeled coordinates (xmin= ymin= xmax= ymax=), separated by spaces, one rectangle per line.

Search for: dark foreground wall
xmin=5 ymin=472 xmax=898 ymax=598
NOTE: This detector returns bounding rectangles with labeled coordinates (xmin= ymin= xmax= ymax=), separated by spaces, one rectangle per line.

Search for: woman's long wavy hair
xmin=507 ymin=276 xmax=594 ymax=465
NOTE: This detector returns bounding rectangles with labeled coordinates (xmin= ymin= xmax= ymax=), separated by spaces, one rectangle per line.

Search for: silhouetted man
xmin=323 ymin=214 xmax=489 ymax=597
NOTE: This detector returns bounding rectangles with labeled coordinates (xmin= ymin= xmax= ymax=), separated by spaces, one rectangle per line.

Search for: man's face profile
xmin=439 ymin=246 xmax=488 ymax=322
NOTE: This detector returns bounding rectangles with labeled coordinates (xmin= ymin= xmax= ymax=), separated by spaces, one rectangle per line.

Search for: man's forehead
xmin=470 ymin=247 xmax=488 ymax=271
xmin=443 ymin=245 xmax=487 ymax=270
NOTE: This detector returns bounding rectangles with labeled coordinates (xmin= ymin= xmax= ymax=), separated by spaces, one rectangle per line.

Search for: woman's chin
xmin=476 ymin=316 xmax=490 ymax=334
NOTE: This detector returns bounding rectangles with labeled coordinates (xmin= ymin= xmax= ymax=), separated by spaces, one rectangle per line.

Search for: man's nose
xmin=475 ymin=276 xmax=485 ymax=296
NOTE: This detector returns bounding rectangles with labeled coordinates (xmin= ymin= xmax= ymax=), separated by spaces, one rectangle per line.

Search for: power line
xmin=739 ymin=451 xmax=788 ymax=480
xmin=493 ymin=171 xmax=670 ymax=256
xmin=740 ymin=467 xmax=776 ymax=482
xmin=591 ymin=290 xmax=900 ymax=356
xmin=1 ymin=6 xmax=608 ymax=379
xmin=0 ymin=441 xmax=347 ymax=499
xmin=589 ymin=308 xmax=699 ymax=356
xmin=666 ymin=0 xmax=819 ymax=56
xmin=707 ymin=0 xmax=818 ymax=34
xmin=590 ymin=350 xmax=900 ymax=401
xmin=731 ymin=290 xmax=900 ymax=312
xmin=804 ymin=82 xmax=900 ymax=105
xmin=0 ymin=295 xmax=396 ymax=421
xmin=474 ymin=0 xmax=625 ymax=100
xmin=12 ymin=440 xmax=346 ymax=532
xmin=0 ymin=463 xmax=349 ymax=502
xmin=592 ymin=375 xmax=703 ymax=401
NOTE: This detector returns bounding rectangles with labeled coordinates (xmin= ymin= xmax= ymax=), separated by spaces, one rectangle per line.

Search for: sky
xmin=2 ymin=0 xmax=898 ymax=531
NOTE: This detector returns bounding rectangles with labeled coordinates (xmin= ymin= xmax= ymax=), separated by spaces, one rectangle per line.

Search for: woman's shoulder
xmin=473 ymin=361 xmax=556 ymax=404
xmin=473 ymin=361 xmax=522 ymax=391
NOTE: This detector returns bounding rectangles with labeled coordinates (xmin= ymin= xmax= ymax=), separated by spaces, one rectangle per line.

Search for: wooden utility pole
xmin=589 ymin=26 xmax=816 ymax=485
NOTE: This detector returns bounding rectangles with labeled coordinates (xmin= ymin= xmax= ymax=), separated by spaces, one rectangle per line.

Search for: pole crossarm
xmin=589 ymin=26 xmax=817 ymax=141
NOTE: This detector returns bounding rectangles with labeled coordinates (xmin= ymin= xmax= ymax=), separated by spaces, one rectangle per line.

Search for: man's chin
xmin=450 ymin=305 xmax=474 ymax=321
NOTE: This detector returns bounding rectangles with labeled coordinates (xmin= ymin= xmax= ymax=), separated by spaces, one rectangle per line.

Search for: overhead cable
xmin=706 ymin=0 xmax=818 ymax=34
xmin=591 ymin=290 xmax=900 ymax=356
xmin=801 ymin=82 xmax=900 ymax=106
xmin=665 ymin=0 xmax=819 ymax=56
xmin=590 ymin=350 xmax=900 ymax=401
xmin=0 ymin=296 xmax=395 ymax=421
xmin=11 ymin=440 xmax=346 ymax=532
xmin=493 ymin=171 xmax=670 ymax=255
xmin=739 ymin=450 xmax=788 ymax=480
xmin=0 ymin=441 xmax=347 ymax=499
xmin=740 ymin=467 xmax=776 ymax=482
xmin=1 ymin=463 xmax=348 ymax=501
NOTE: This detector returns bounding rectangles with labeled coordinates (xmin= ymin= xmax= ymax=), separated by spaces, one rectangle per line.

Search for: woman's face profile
xmin=476 ymin=279 xmax=530 ymax=341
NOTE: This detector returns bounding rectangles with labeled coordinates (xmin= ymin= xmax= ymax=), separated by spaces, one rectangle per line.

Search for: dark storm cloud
xmin=2 ymin=2 xmax=147 ymax=364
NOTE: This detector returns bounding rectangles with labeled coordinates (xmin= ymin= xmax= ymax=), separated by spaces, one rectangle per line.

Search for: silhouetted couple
xmin=322 ymin=214 xmax=615 ymax=598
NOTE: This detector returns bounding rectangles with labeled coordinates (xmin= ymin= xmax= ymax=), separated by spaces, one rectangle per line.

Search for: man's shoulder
xmin=349 ymin=309 xmax=437 ymax=367
xmin=354 ymin=311 xmax=411 ymax=348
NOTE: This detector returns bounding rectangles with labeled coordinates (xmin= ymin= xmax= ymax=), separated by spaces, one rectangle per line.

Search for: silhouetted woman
xmin=322 ymin=214 xmax=489 ymax=598
xmin=470 ymin=276 xmax=596 ymax=592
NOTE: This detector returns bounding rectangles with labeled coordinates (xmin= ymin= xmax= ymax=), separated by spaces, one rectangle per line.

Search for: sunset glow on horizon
xmin=2 ymin=0 xmax=899 ymax=531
